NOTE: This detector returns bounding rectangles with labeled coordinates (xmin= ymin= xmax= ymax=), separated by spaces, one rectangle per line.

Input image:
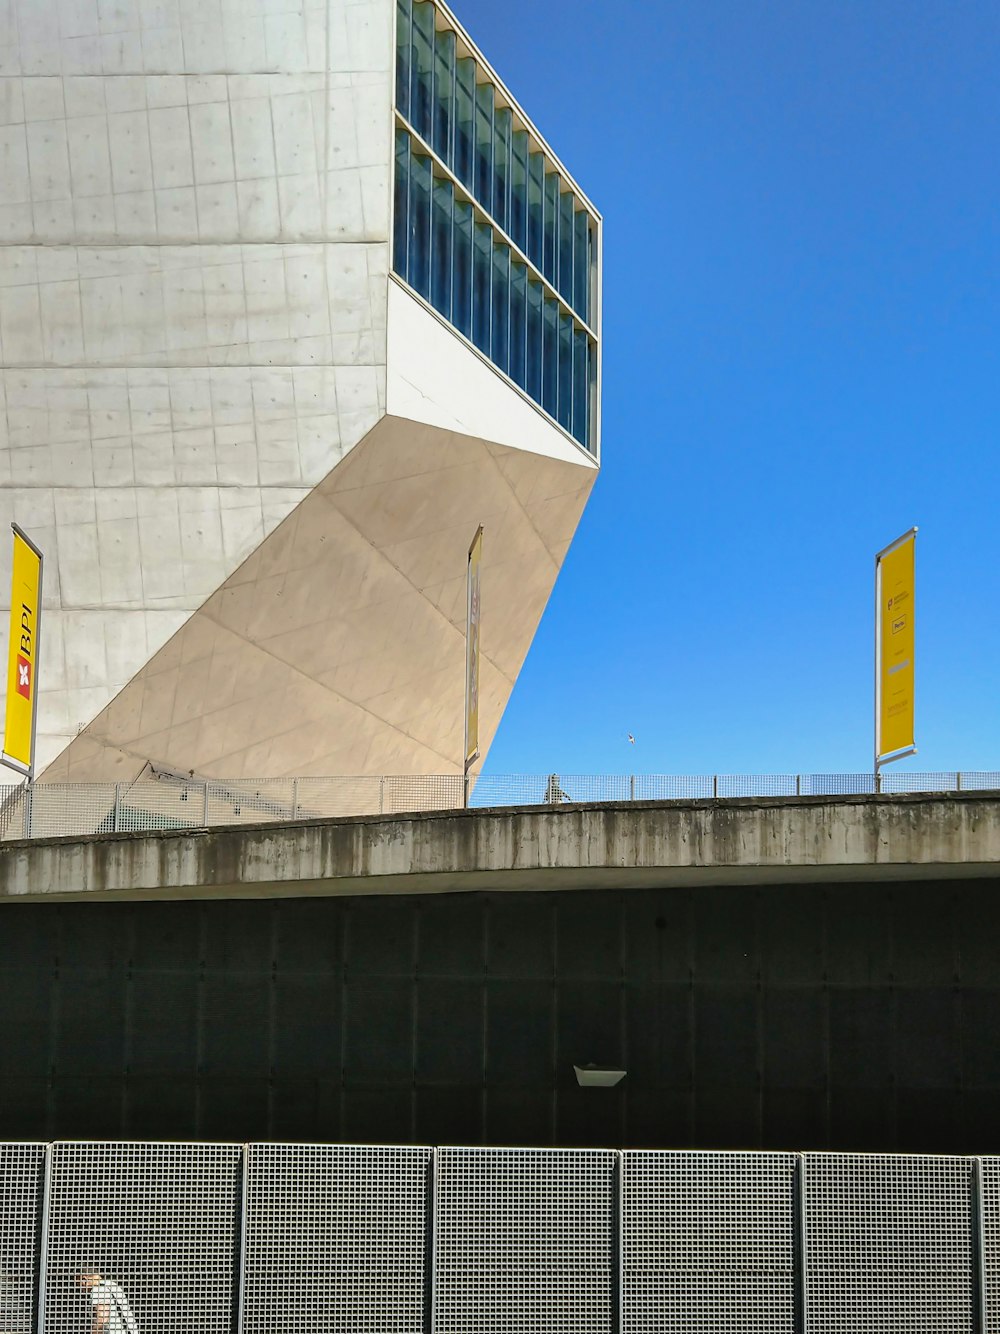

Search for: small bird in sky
xmin=627 ymin=733 xmax=635 ymax=745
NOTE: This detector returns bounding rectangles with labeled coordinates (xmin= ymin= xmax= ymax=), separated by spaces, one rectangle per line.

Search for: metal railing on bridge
xmin=1 ymin=770 xmax=997 ymax=842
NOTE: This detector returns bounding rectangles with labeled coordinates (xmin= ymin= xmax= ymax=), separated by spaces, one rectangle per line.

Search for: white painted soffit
xmin=385 ymin=280 xmax=598 ymax=468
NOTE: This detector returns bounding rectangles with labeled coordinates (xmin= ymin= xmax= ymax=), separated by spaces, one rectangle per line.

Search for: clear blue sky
xmin=471 ymin=0 xmax=1000 ymax=778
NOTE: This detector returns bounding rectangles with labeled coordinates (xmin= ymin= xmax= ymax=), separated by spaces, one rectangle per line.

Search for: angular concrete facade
xmin=0 ymin=0 xmax=600 ymax=780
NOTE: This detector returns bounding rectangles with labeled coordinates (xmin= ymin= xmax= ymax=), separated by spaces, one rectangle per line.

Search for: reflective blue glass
xmin=396 ymin=0 xmax=411 ymax=121
xmin=472 ymin=220 xmax=492 ymax=355
xmin=431 ymin=175 xmax=453 ymax=320
xmin=559 ymin=190 xmax=574 ymax=310
xmin=432 ymin=27 xmax=455 ymax=164
xmin=509 ymin=130 xmax=528 ymax=253
xmin=574 ymin=207 xmax=589 ymax=325
xmin=526 ymin=278 xmax=543 ymax=402
xmin=509 ymin=260 xmax=527 ymax=389
xmin=493 ymin=106 xmax=511 ymax=234
xmin=474 ymin=79 xmax=493 ymax=211
xmin=573 ymin=326 xmax=589 ymax=448
xmin=543 ymin=170 xmax=559 ymax=285
xmin=491 ymin=241 xmax=510 ymax=375
xmin=542 ymin=293 xmax=559 ymax=418
xmin=557 ymin=311 xmax=574 ymax=432
xmin=527 ymin=152 xmax=544 ymax=272
xmin=452 ymin=198 xmax=473 ymax=339
xmin=409 ymin=1 xmax=434 ymax=142
xmin=407 ymin=148 xmax=432 ymax=300
xmin=454 ymin=58 xmax=475 ymax=191
xmin=393 ymin=129 xmax=410 ymax=279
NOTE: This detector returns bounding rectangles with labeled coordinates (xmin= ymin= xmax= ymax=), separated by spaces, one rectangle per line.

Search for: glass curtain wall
xmin=395 ymin=0 xmax=596 ymax=452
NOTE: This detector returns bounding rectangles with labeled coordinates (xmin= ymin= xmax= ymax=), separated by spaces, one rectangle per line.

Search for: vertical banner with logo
xmin=464 ymin=526 xmax=483 ymax=789
xmin=3 ymin=524 xmax=44 ymax=779
xmin=875 ymin=526 xmax=917 ymax=772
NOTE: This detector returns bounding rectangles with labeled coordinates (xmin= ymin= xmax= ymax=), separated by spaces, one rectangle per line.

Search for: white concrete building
xmin=0 ymin=0 xmax=601 ymax=783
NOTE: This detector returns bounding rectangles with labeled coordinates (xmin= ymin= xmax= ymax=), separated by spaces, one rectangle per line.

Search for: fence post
xmin=712 ymin=774 xmax=718 ymax=799
xmin=613 ymin=1150 xmax=624 ymax=1334
xmin=235 ymin=1144 xmax=250 ymax=1334
xmin=973 ymin=1156 xmax=987 ymax=1334
xmin=112 ymin=782 xmax=122 ymax=833
xmin=957 ymin=772 xmax=964 ymax=792
xmin=291 ymin=778 xmax=299 ymax=819
xmin=35 ymin=1142 xmax=54 ymax=1334
xmin=796 ymin=774 xmax=802 ymax=796
xmin=379 ymin=776 xmax=385 ymax=815
xmin=202 ymin=780 xmax=210 ymax=826
xmin=629 ymin=774 xmax=635 ymax=802
xmin=23 ymin=783 xmax=32 ymax=839
xmin=794 ymin=1153 xmax=808 ymax=1334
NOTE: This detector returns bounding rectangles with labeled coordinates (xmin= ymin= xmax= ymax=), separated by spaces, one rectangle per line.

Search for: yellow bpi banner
xmin=465 ymin=526 xmax=483 ymax=770
xmin=875 ymin=527 xmax=916 ymax=766
xmin=3 ymin=525 xmax=43 ymax=777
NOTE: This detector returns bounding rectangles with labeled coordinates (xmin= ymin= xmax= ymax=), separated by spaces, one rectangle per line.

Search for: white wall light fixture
xmin=574 ymin=1064 xmax=627 ymax=1088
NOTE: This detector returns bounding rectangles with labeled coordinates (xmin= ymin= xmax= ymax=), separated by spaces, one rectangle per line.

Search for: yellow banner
xmin=877 ymin=530 xmax=915 ymax=761
xmin=465 ymin=526 xmax=483 ymax=768
xmin=4 ymin=527 xmax=42 ymax=774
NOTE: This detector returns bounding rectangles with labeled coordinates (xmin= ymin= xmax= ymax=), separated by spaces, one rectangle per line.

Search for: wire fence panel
xmin=1 ymin=772 xmax=998 ymax=842
xmin=433 ymin=1147 xmax=616 ymax=1334
xmin=41 ymin=1142 xmax=242 ymax=1334
xmin=621 ymin=1151 xmax=796 ymax=1334
xmin=242 ymin=1144 xmax=431 ymax=1334
xmin=0 ymin=1143 xmax=45 ymax=1334
xmin=803 ymin=1153 xmax=974 ymax=1333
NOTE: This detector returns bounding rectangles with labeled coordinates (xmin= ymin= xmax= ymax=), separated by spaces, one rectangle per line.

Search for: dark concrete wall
xmin=1 ymin=878 xmax=998 ymax=1152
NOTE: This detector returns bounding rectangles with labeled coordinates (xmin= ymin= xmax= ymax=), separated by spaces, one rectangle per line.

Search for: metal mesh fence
xmin=803 ymin=1153 xmax=974 ymax=1333
xmin=41 ymin=1142 xmax=242 ymax=1334
xmin=242 ymin=1144 xmax=431 ymax=1334
xmin=433 ymin=1147 xmax=616 ymax=1334
xmin=0 ymin=1144 xmax=996 ymax=1331
xmin=0 ymin=1143 xmax=44 ymax=1334
xmin=2 ymin=771 xmax=996 ymax=842
xmin=621 ymin=1151 xmax=796 ymax=1333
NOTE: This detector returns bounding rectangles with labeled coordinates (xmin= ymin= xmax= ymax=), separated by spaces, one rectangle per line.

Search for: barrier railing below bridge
xmin=0 ymin=1141 xmax=995 ymax=1334
xmin=1 ymin=770 xmax=997 ymax=842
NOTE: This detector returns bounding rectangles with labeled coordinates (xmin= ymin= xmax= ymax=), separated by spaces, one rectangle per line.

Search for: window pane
xmin=474 ymin=79 xmax=493 ymax=213
xmin=557 ymin=310 xmax=574 ymax=432
xmin=396 ymin=0 xmax=411 ymax=121
xmin=491 ymin=241 xmax=510 ymax=375
xmin=407 ymin=148 xmax=432 ymax=300
xmin=573 ymin=207 xmax=589 ymax=324
xmin=527 ymin=151 xmax=544 ymax=273
xmin=573 ymin=327 xmax=589 ymax=449
xmin=432 ymin=26 xmax=455 ymax=165
xmin=542 ymin=293 xmax=559 ymax=418
xmin=509 ymin=260 xmax=527 ymax=390
xmin=543 ymin=170 xmax=559 ymax=285
xmin=410 ymin=1 xmax=434 ymax=142
xmin=431 ymin=175 xmax=453 ymax=320
xmin=510 ymin=129 xmax=528 ymax=253
xmin=453 ymin=198 xmax=473 ymax=339
xmin=454 ymin=58 xmax=475 ymax=191
xmin=559 ymin=190 xmax=574 ymax=309
xmin=472 ymin=220 xmax=492 ymax=355
xmin=393 ymin=128 xmax=410 ymax=279
xmin=526 ymin=278 xmax=543 ymax=403
xmin=493 ymin=105 xmax=511 ymax=234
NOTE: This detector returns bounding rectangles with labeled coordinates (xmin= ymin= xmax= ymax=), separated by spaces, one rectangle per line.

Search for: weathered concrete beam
xmin=1 ymin=792 xmax=999 ymax=903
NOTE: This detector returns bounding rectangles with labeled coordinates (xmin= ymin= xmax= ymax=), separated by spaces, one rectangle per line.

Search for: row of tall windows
xmin=394 ymin=129 xmax=594 ymax=452
xmin=396 ymin=0 xmax=595 ymax=332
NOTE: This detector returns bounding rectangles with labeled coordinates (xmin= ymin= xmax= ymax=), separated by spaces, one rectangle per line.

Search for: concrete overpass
xmin=1 ymin=790 xmax=998 ymax=902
